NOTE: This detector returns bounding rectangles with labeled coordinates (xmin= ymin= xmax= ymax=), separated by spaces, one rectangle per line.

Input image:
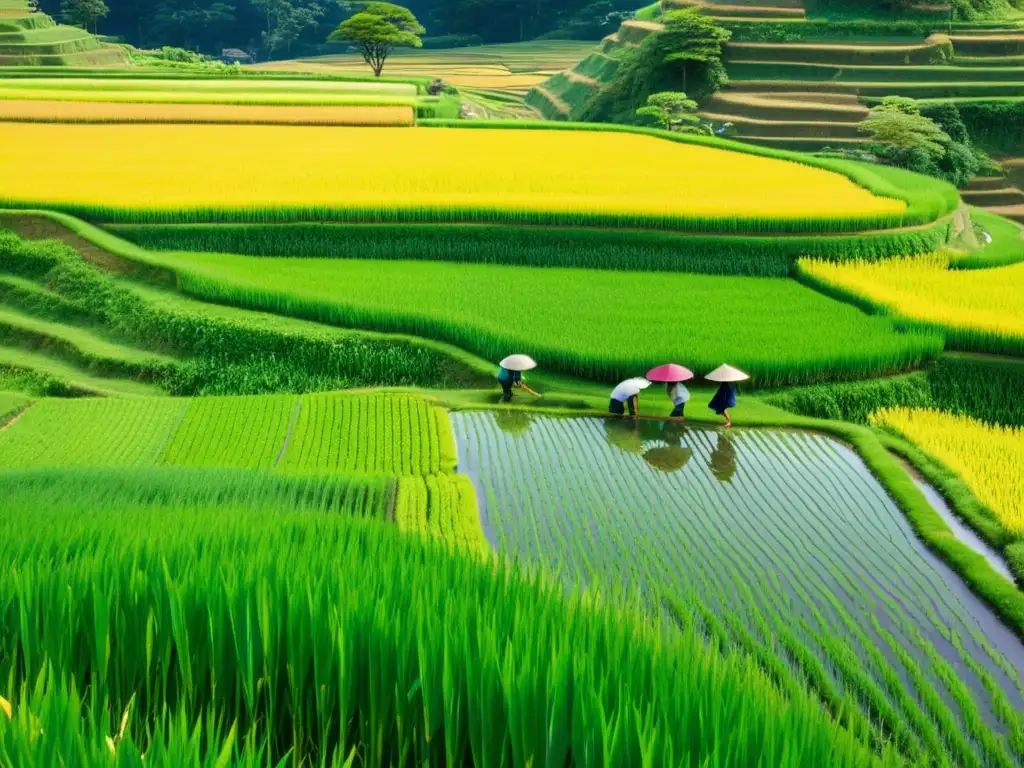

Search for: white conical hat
xmin=499 ymin=354 xmax=537 ymax=372
xmin=610 ymin=378 xmax=651 ymax=400
xmin=704 ymin=364 xmax=750 ymax=383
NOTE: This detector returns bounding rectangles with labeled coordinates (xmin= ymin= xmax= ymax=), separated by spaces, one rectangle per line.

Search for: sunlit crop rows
xmin=0 ymin=397 xmax=186 ymax=468
xmin=0 ymin=391 xmax=29 ymax=426
xmin=0 ymin=393 xmax=454 ymax=476
xmin=0 ymin=123 xmax=908 ymax=230
xmin=871 ymin=407 xmax=1024 ymax=535
xmin=396 ymin=475 xmax=490 ymax=557
xmin=800 ymin=253 xmax=1024 ymax=355
xmin=0 ymin=465 xmax=879 ymax=764
xmin=0 ymin=77 xmax=417 ymax=96
xmin=164 ymin=251 xmax=942 ymax=386
xmin=0 ymin=100 xmax=416 ymax=125
xmin=161 ymin=394 xmax=297 ymax=470
xmin=279 ymin=393 xmax=453 ymax=475
xmin=452 ymin=412 xmax=1024 ymax=766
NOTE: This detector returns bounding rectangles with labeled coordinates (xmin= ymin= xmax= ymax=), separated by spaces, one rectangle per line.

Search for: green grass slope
xmin=0 ymin=0 xmax=127 ymax=67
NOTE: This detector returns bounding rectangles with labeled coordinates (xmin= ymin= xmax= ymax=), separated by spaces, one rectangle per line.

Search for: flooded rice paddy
xmin=452 ymin=412 xmax=1024 ymax=766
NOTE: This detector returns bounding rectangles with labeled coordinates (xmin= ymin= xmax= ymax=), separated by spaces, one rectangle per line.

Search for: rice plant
xmin=452 ymin=412 xmax=1024 ymax=767
xmin=159 ymin=250 xmax=942 ymax=387
xmin=0 ymin=466 xmax=889 ymax=766
xmin=799 ymin=252 xmax=1024 ymax=356
xmin=870 ymin=407 xmax=1024 ymax=535
xmin=0 ymin=123 xmax=919 ymax=234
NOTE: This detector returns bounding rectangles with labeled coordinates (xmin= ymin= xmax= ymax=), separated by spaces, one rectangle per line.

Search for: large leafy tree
xmin=858 ymin=98 xmax=951 ymax=161
xmin=659 ymin=8 xmax=730 ymax=94
xmin=328 ymin=2 xmax=424 ymax=76
xmin=60 ymin=0 xmax=109 ymax=32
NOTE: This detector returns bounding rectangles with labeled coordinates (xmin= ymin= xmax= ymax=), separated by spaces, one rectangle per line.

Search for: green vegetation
xmin=954 ymin=207 xmax=1024 ymax=268
xmin=765 ymin=352 xmax=1024 ymax=426
xmin=0 ymin=225 xmax=490 ymax=395
xmin=0 ymin=389 xmax=28 ymax=425
xmin=453 ymin=411 xmax=1024 ymax=766
xmin=128 ymin=248 xmax=941 ymax=386
xmin=0 ymin=468 xmax=886 ymax=765
xmin=327 ymin=2 xmax=425 ymax=78
xmin=0 ymin=0 xmax=126 ymax=66
xmin=107 ymin=218 xmax=957 ymax=277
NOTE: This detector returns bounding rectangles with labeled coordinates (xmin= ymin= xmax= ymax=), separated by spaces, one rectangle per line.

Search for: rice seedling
xmin=0 ymin=123 xmax=913 ymax=233
xmin=396 ymin=474 xmax=491 ymax=556
xmin=869 ymin=407 xmax=1024 ymax=535
xmin=0 ymin=466 xmax=890 ymax=766
xmin=0 ymin=393 xmax=458 ymax=477
xmin=0 ymin=397 xmax=186 ymax=468
xmin=279 ymin=393 xmax=453 ymax=475
xmin=799 ymin=253 xmax=1024 ymax=356
xmin=0 ymin=100 xmax=416 ymax=126
xmin=452 ymin=412 xmax=1024 ymax=766
xmin=157 ymin=250 xmax=942 ymax=386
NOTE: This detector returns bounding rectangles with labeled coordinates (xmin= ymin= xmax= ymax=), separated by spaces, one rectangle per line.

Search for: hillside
xmin=0 ymin=0 xmax=127 ymax=66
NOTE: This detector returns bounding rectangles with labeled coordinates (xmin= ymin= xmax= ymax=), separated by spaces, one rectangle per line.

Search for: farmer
xmin=497 ymin=364 xmax=539 ymax=403
xmin=708 ymin=382 xmax=738 ymax=428
xmin=667 ymin=380 xmax=690 ymax=420
xmin=609 ymin=378 xmax=648 ymax=418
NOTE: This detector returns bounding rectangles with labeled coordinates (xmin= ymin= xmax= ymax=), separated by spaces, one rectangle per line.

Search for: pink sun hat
xmin=646 ymin=364 xmax=695 ymax=383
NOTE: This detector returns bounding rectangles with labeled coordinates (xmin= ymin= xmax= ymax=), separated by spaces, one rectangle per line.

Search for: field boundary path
xmin=0 ymin=400 xmax=32 ymax=432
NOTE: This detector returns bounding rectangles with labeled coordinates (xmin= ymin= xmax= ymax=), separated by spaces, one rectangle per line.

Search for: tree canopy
xmin=327 ymin=2 xmax=424 ymax=76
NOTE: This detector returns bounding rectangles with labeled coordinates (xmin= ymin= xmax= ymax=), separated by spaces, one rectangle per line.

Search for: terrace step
xmin=964 ymin=176 xmax=1014 ymax=192
xmin=726 ymin=79 xmax=1024 ymax=98
xmin=707 ymin=0 xmax=804 ymax=6
xmin=960 ymin=187 xmax=1024 ymax=207
xmin=725 ymin=39 xmax=948 ymax=67
xmin=664 ymin=0 xmax=805 ymax=17
xmin=733 ymin=135 xmax=869 ymax=151
xmin=983 ymin=203 xmax=1024 ymax=224
xmin=699 ymin=112 xmax=864 ymax=139
xmin=0 ymin=344 xmax=164 ymax=396
xmin=705 ymin=90 xmax=868 ymax=123
xmin=950 ymin=34 xmax=1024 ymax=57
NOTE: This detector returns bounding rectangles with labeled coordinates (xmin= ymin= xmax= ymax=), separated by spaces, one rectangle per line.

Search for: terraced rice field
xmin=871 ymin=407 xmax=1024 ymax=535
xmin=0 ymin=123 xmax=908 ymax=229
xmin=452 ymin=412 xmax=1024 ymax=766
xmin=253 ymin=41 xmax=596 ymax=93
xmin=146 ymin=251 xmax=941 ymax=386
xmin=0 ymin=392 xmax=453 ymax=475
xmin=800 ymin=253 xmax=1024 ymax=355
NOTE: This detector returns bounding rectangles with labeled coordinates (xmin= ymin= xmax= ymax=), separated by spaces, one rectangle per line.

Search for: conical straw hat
xmin=499 ymin=354 xmax=537 ymax=372
xmin=704 ymin=364 xmax=750 ymax=383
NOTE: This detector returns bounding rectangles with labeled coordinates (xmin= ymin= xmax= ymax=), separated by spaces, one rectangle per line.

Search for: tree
xmin=635 ymin=91 xmax=708 ymax=134
xmin=253 ymin=0 xmax=327 ymax=59
xmin=327 ymin=2 xmax=424 ymax=77
xmin=858 ymin=108 xmax=951 ymax=160
xmin=60 ymin=0 xmax=109 ymax=33
xmin=659 ymin=8 xmax=730 ymax=95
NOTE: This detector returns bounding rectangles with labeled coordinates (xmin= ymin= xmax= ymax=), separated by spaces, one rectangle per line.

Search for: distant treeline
xmin=36 ymin=0 xmax=632 ymax=59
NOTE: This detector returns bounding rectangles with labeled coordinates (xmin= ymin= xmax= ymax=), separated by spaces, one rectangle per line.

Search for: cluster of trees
xmin=580 ymin=9 xmax=730 ymax=124
xmin=855 ymin=96 xmax=990 ymax=186
xmin=37 ymin=0 xmax=634 ymax=58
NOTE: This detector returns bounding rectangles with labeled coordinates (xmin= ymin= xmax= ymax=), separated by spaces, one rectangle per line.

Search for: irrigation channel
xmin=451 ymin=412 xmax=1024 ymax=763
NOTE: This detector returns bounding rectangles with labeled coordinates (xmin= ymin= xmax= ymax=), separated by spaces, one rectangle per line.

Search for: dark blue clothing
xmin=497 ymin=366 xmax=522 ymax=384
xmin=609 ymin=397 xmax=635 ymax=416
xmin=670 ymin=403 xmax=685 ymax=418
xmin=709 ymin=383 xmax=737 ymax=415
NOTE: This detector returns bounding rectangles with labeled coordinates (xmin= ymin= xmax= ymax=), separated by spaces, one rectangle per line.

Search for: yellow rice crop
xmin=869 ymin=407 xmax=1023 ymax=534
xmin=799 ymin=253 xmax=1024 ymax=345
xmin=0 ymin=123 xmax=903 ymax=220
xmin=0 ymin=100 xmax=414 ymax=126
xmin=0 ymin=88 xmax=415 ymax=106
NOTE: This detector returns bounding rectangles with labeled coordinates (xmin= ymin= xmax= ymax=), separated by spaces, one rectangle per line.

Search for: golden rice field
xmin=0 ymin=100 xmax=414 ymax=125
xmin=870 ymin=407 xmax=1024 ymax=535
xmin=0 ymin=123 xmax=904 ymax=223
xmin=800 ymin=254 xmax=1024 ymax=349
xmin=0 ymin=88 xmax=416 ymax=106
xmin=253 ymin=41 xmax=597 ymax=92
xmin=0 ymin=78 xmax=417 ymax=96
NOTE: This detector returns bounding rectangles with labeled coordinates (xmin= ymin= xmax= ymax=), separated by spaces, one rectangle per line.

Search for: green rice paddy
xmin=453 ymin=412 xmax=1024 ymax=766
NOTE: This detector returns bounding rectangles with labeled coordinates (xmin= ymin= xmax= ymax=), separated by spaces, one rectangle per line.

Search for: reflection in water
xmin=603 ymin=419 xmax=645 ymax=455
xmin=493 ymin=409 xmax=533 ymax=437
xmin=643 ymin=446 xmax=693 ymax=473
xmin=709 ymin=432 xmax=737 ymax=483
